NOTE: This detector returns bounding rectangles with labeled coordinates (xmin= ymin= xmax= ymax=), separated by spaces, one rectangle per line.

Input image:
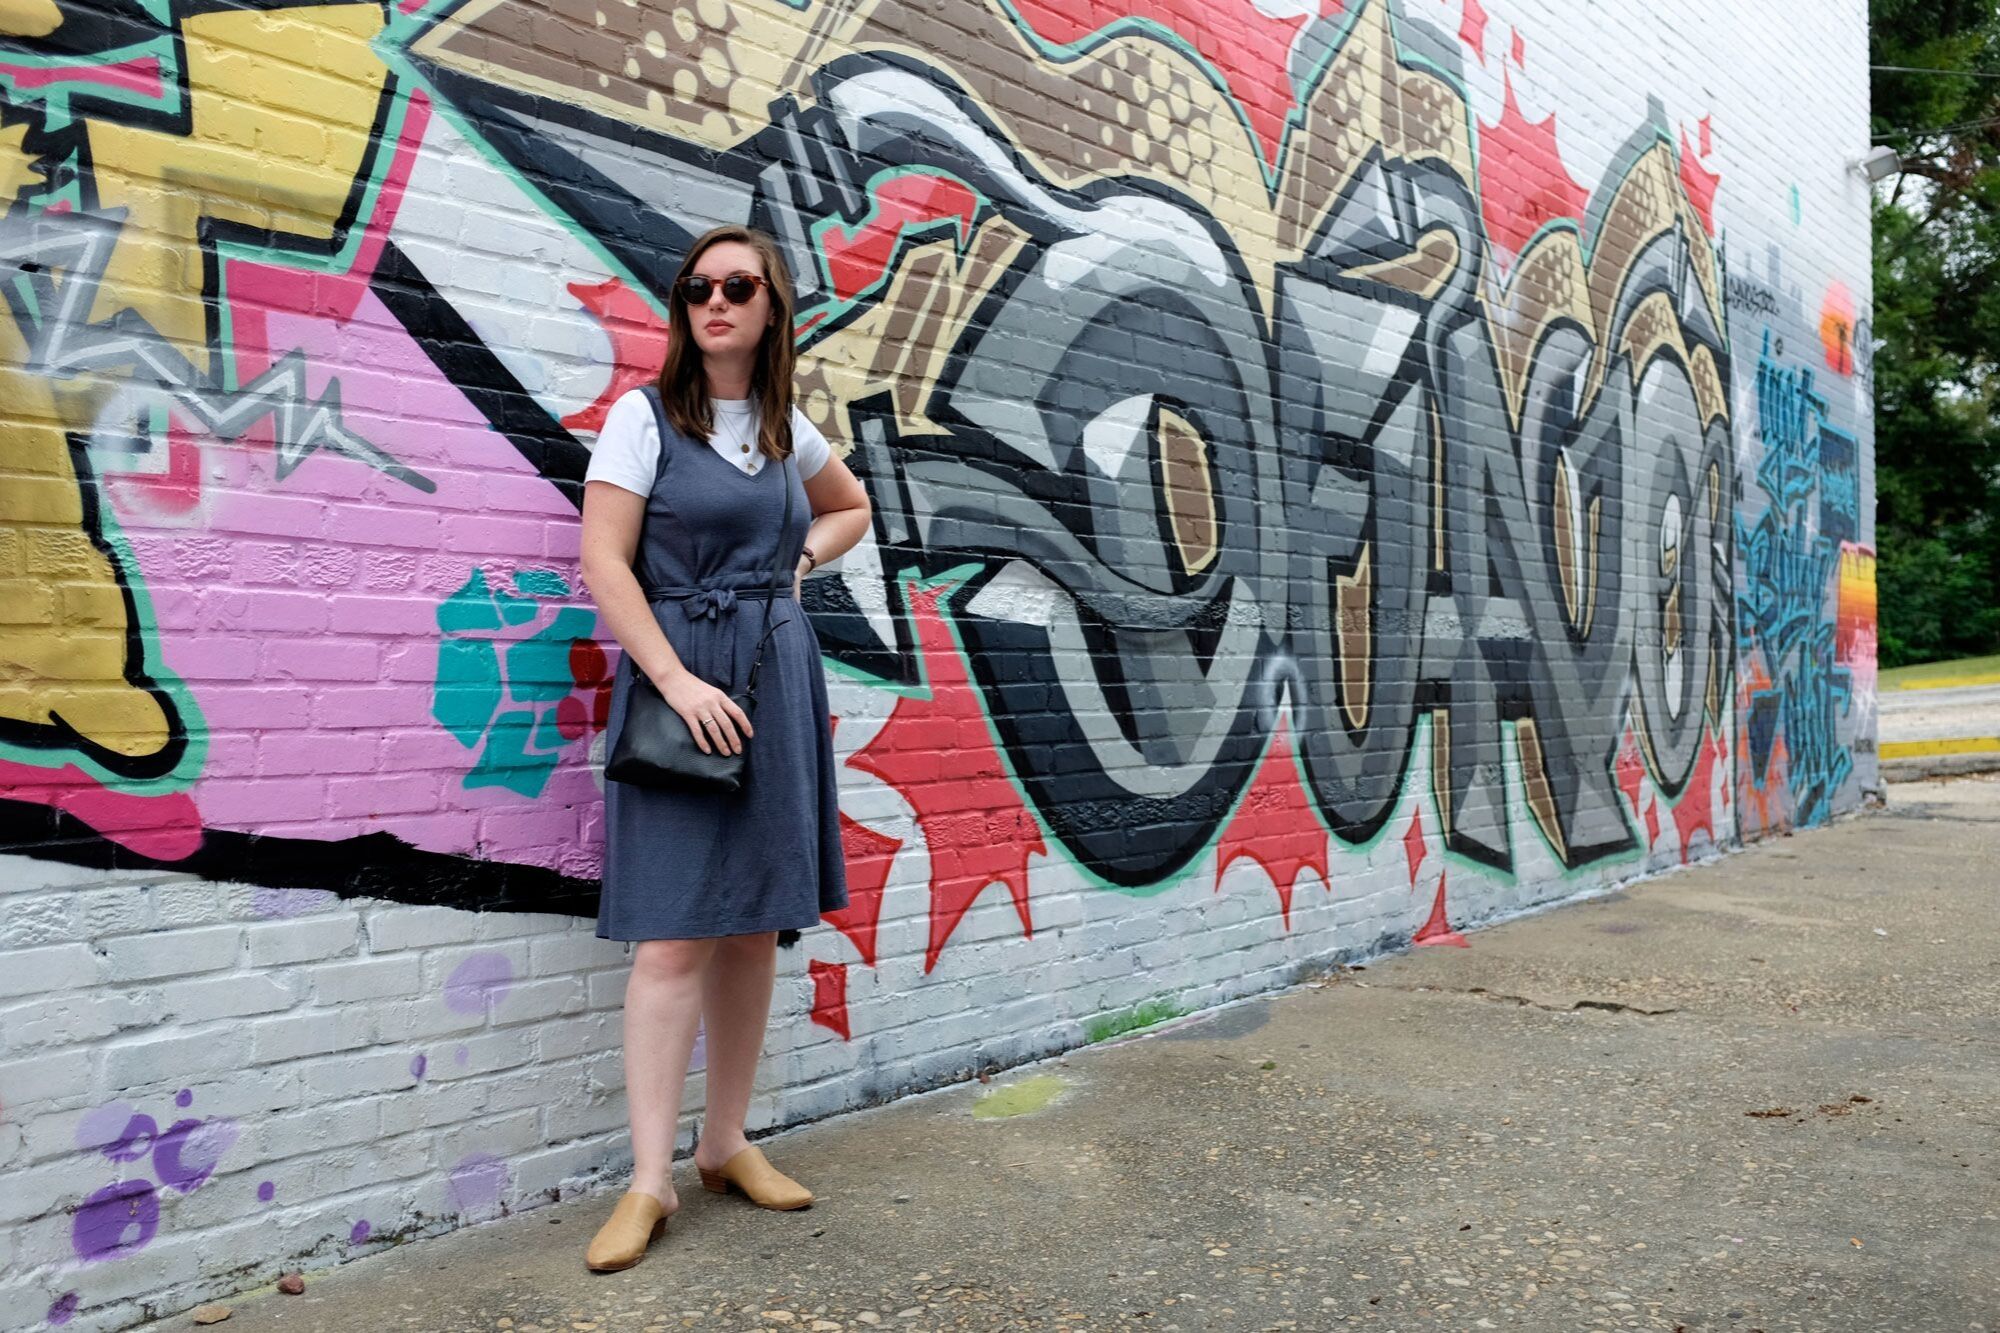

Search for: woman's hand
xmin=793 ymin=554 xmax=812 ymax=601
xmin=656 ymin=667 xmax=753 ymax=755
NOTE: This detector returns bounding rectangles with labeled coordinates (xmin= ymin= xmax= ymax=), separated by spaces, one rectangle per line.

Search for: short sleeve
xmin=790 ymin=407 xmax=832 ymax=480
xmin=585 ymin=390 xmax=660 ymax=496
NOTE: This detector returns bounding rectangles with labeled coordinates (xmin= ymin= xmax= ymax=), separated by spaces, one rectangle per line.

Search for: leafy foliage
xmin=1870 ymin=0 xmax=2000 ymax=665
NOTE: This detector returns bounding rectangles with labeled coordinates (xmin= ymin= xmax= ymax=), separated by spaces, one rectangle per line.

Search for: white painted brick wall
xmin=0 ymin=0 xmax=1875 ymax=1330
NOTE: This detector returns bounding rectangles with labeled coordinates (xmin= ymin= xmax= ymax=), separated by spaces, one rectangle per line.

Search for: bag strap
xmin=741 ymin=452 xmax=795 ymax=706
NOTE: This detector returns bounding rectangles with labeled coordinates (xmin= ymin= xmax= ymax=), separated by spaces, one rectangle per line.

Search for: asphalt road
xmin=141 ymin=776 xmax=2000 ymax=1333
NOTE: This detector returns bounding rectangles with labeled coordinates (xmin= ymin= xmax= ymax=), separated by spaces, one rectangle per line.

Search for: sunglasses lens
xmin=680 ymin=276 xmax=712 ymax=304
xmin=722 ymin=275 xmax=759 ymax=305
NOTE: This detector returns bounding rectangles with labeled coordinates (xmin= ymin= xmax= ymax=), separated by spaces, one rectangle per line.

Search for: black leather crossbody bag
xmin=604 ymin=391 xmax=794 ymax=794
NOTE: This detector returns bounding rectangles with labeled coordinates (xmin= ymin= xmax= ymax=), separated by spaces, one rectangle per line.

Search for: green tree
xmin=1870 ymin=0 xmax=2000 ymax=665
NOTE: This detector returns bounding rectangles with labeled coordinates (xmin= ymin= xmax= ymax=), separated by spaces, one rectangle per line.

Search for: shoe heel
xmin=698 ymin=1167 xmax=728 ymax=1195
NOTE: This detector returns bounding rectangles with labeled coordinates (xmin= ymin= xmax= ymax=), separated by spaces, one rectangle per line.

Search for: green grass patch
xmin=1880 ymin=653 xmax=2000 ymax=691
xmin=1083 ymin=998 xmax=1187 ymax=1044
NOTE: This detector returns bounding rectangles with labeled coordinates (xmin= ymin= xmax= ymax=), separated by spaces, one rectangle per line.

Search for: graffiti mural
xmin=0 ymin=0 xmax=1743 ymax=908
xmin=0 ymin=1 xmax=1878 ymax=1325
xmin=1733 ymin=249 xmax=1875 ymax=833
xmin=409 ymin=0 xmax=1734 ymax=883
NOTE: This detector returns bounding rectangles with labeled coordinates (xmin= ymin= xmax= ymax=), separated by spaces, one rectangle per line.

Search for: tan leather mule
xmin=696 ymin=1146 xmax=813 ymax=1210
xmin=584 ymin=1191 xmax=668 ymax=1272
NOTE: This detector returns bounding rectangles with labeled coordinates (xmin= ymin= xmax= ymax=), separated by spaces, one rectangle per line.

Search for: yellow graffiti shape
xmin=0 ymin=327 xmax=175 ymax=763
xmin=0 ymin=0 xmax=61 ymax=38
xmin=1 ymin=121 xmax=42 ymax=205
xmin=83 ymin=3 xmax=390 ymax=368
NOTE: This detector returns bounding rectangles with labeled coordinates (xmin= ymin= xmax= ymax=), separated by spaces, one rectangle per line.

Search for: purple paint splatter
xmin=72 ymin=1179 xmax=159 ymax=1262
xmin=447 ymin=1153 xmax=511 ymax=1215
xmin=442 ymin=952 xmax=514 ymax=1015
xmin=47 ymin=1292 xmax=79 ymax=1325
xmin=349 ymin=1219 xmax=371 ymax=1244
xmin=175 ymin=1088 xmax=193 ymax=1108
xmin=153 ymin=1117 xmax=239 ymax=1194
xmin=409 ymin=1053 xmax=428 ymax=1081
xmin=257 ymin=1181 xmax=276 ymax=1203
xmin=250 ymin=887 xmax=334 ymax=918
xmin=454 ymin=1045 xmax=469 ymax=1067
xmin=75 ymin=1103 xmax=157 ymax=1163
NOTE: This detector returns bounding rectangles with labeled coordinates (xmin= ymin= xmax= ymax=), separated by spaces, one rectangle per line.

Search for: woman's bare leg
xmin=623 ymin=937 xmax=715 ymax=1204
xmin=691 ymin=930 xmax=777 ymax=1169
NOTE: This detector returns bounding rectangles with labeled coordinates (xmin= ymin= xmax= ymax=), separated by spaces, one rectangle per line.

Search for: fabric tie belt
xmin=646 ymin=584 xmax=788 ymax=621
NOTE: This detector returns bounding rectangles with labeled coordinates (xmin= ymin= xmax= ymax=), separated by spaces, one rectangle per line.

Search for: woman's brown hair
xmin=656 ymin=224 xmax=798 ymax=461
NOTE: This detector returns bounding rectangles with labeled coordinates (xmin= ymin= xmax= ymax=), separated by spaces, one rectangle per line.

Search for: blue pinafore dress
xmin=596 ymin=389 xmax=848 ymax=940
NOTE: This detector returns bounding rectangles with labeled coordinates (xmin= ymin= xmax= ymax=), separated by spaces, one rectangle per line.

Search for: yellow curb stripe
xmin=1880 ymin=736 xmax=2000 ymax=759
xmin=1881 ymin=674 xmax=2000 ymax=693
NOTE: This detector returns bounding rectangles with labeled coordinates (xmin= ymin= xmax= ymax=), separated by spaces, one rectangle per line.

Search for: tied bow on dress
xmin=684 ymin=586 xmax=738 ymax=621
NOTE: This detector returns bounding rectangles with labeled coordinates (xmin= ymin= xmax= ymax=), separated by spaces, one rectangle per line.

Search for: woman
xmin=577 ymin=225 xmax=871 ymax=1272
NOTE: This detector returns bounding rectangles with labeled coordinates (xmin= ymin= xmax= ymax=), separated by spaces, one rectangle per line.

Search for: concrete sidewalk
xmin=151 ymin=779 xmax=2000 ymax=1333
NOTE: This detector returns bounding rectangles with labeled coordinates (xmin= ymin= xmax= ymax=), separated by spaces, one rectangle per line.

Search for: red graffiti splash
xmin=822 ymin=813 xmax=902 ymax=968
xmin=1478 ymin=71 xmax=1588 ymax=259
xmin=819 ymin=173 xmax=979 ymax=305
xmin=1671 ymin=729 xmax=1725 ymax=862
xmin=808 ymin=959 xmax=851 ymax=1040
xmin=0 ymin=55 xmax=161 ymax=98
xmin=555 ymin=638 xmax=613 ymax=741
xmin=1679 ymin=127 xmax=1721 ymax=235
xmin=1615 ymin=729 xmax=1646 ymax=816
xmin=1214 ymin=721 xmax=1329 ymax=928
xmin=562 ymin=278 xmax=671 ymax=433
xmin=1643 ymin=796 xmax=1661 ymax=847
xmin=846 ymin=578 xmax=1044 ymax=972
xmin=1402 ymin=807 xmax=1428 ymax=884
xmin=0 ymin=760 xmax=203 ymax=861
xmin=1007 ymin=0 xmax=1342 ymax=167
xmin=108 ymin=413 xmax=204 ymax=516
xmin=1509 ymin=27 xmax=1525 ymax=66
xmin=1414 ymin=869 xmax=1468 ymax=947
xmin=1458 ymin=0 xmax=1489 ymax=64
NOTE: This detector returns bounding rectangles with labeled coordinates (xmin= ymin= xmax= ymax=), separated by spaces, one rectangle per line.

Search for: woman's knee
xmin=714 ymin=930 xmax=777 ymax=961
xmin=630 ymin=937 xmax=711 ymax=985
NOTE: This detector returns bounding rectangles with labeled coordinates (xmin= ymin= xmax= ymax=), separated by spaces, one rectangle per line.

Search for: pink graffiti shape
xmin=1401 ymin=808 xmax=1427 ymax=885
xmin=108 ymin=412 xmax=205 ymax=515
xmin=1 ymin=56 xmax=161 ymax=97
xmin=1679 ymin=126 xmax=1721 ymax=234
xmin=562 ymin=278 xmax=671 ymax=433
xmin=1458 ymin=0 xmax=1489 ymax=64
xmin=822 ymin=811 xmax=902 ymax=968
xmin=1006 ymin=0 xmax=1342 ymax=167
xmin=0 ymin=760 xmax=203 ymax=860
xmin=1477 ymin=70 xmax=1589 ymax=259
xmin=808 ymin=959 xmax=851 ymax=1040
xmin=1413 ymin=870 xmax=1469 ymax=947
xmin=1213 ymin=722 xmax=1329 ymax=930
xmin=846 ymin=578 xmax=1044 ymax=973
xmin=1671 ymin=730 xmax=1724 ymax=863
xmin=820 ymin=174 xmax=980 ymax=305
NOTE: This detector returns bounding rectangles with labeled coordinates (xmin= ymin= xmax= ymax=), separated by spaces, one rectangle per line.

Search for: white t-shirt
xmin=585 ymin=389 xmax=831 ymax=494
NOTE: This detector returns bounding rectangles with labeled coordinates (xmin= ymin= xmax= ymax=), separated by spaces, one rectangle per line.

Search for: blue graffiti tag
xmin=1737 ymin=329 xmax=1853 ymax=826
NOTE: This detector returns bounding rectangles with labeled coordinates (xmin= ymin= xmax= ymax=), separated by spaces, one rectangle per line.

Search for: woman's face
xmin=684 ymin=240 xmax=774 ymax=367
